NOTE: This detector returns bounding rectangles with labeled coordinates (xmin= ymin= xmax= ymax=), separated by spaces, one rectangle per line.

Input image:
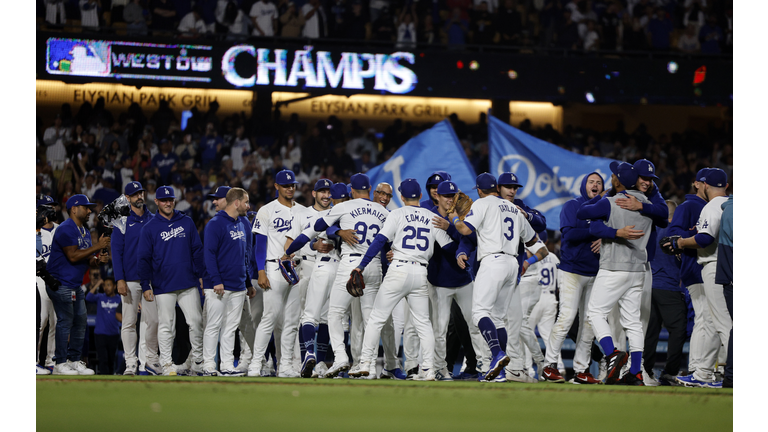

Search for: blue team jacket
xmin=111 ymin=205 xmax=153 ymax=282
xmin=137 ymin=210 xmax=206 ymax=294
xmin=559 ymin=172 xmax=601 ymax=277
xmin=203 ymin=211 xmax=249 ymax=291
xmin=651 ymin=226 xmax=683 ymax=291
xmin=667 ymin=194 xmax=707 ymax=287
xmin=428 ymin=206 xmax=473 ymax=288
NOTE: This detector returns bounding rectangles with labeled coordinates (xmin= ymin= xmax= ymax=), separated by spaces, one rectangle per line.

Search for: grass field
xmin=37 ymin=375 xmax=732 ymax=432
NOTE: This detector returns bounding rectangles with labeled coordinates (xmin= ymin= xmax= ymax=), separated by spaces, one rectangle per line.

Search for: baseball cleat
xmin=357 ymin=360 xmax=375 ymax=377
xmin=405 ymin=366 xmax=419 ymax=380
xmin=492 ymin=369 xmax=507 ymax=383
xmin=485 ymin=352 xmax=510 ymax=381
xmin=313 ymin=362 xmax=329 ymax=378
xmin=380 ymin=368 xmax=407 ymax=380
xmin=658 ymin=373 xmax=679 ymax=386
xmin=454 ymin=371 xmax=479 ymax=381
xmin=434 ymin=368 xmax=453 ymax=381
xmin=36 ymin=364 xmax=52 ymax=375
xmin=52 ymin=362 xmax=78 ymax=376
xmin=234 ymin=361 xmax=249 ymax=375
xmin=68 ymin=360 xmax=95 ymax=376
xmin=573 ymin=372 xmax=602 ymax=384
xmin=506 ymin=369 xmax=537 ymax=383
xmin=348 ymin=364 xmax=363 ymax=378
xmin=535 ymin=361 xmax=547 ymax=381
xmin=123 ymin=362 xmax=137 ymax=376
xmin=200 ymin=368 xmax=218 ymax=377
xmin=541 ymin=364 xmax=565 ymax=383
xmin=597 ymin=358 xmax=608 ymax=381
xmin=324 ymin=361 xmax=350 ymax=378
xmin=676 ymin=375 xmax=721 ymax=388
xmin=219 ymin=369 xmax=245 ymax=377
xmin=278 ymin=369 xmax=300 ymax=378
xmin=145 ymin=363 xmax=163 ymax=376
xmin=642 ymin=370 xmax=660 ymax=386
xmin=619 ymin=372 xmax=645 ymax=386
xmin=414 ymin=369 xmax=436 ymax=381
xmin=301 ymin=353 xmax=317 ymax=378
xmin=603 ymin=350 xmax=628 ymax=385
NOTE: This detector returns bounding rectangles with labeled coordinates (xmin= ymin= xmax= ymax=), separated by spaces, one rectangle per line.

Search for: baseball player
xmin=137 ymin=186 xmax=206 ymax=376
xmin=420 ymin=171 xmax=451 ymax=209
xmin=36 ymin=195 xmax=59 ymax=373
xmin=577 ymin=162 xmax=653 ymax=385
xmin=671 ymin=168 xmax=730 ymax=388
xmin=496 ymin=172 xmax=548 ymax=383
xmin=110 ymin=182 xmax=161 ymax=376
xmin=542 ymin=171 xmax=606 ymax=384
xmin=665 ymin=168 xmax=718 ymax=382
xmin=246 ymin=169 xmax=303 ymax=378
xmin=282 ymin=173 xmax=399 ymax=379
xmin=427 ymin=180 xmax=491 ymax=381
xmin=355 ymin=179 xmax=456 ymax=381
xmin=450 ymin=173 xmax=539 ymax=381
xmin=716 ymin=195 xmax=733 ymax=388
xmin=202 ymin=188 xmax=255 ymax=376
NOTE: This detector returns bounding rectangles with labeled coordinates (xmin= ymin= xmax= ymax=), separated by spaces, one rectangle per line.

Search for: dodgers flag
xmin=366 ymin=119 xmax=478 ymax=208
xmin=488 ymin=115 xmax=614 ymax=230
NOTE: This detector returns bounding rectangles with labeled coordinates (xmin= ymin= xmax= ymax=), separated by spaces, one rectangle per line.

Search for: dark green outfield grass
xmin=37 ymin=376 xmax=732 ymax=432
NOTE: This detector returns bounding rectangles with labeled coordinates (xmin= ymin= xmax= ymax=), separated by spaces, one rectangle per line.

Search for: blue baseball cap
xmin=314 ymin=178 xmax=333 ymax=191
xmin=350 ymin=173 xmax=371 ymax=191
xmin=609 ymin=161 xmax=632 ymax=176
xmin=702 ymin=168 xmax=727 ymax=187
xmin=474 ymin=173 xmax=497 ymax=190
xmin=633 ymin=159 xmax=659 ymax=179
xmin=398 ymin=178 xmax=422 ymax=199
xmin=37 ymin=195 xmax=59 ymax=208
xmin=426 ymin=171 xmax=451 ymax=187
xmin=436 ymin=181 xmax=459 ymax=195
xmin=124 ymin=181 xmax=145 ymax=195
xmin=66 ymin=194 xmax=97 ymax=210
xmin=207 ymin=186 xmax=231 ymax=200
xmin=617 ymin=165 xmax=639 ymax=189
xmin=696 ymin=168 xmax=712 ymax=182
xmin=331 ymin=183 xmax=349 ymax=200
xmin=498 ymin=172 xmax=523 ymax=187
xmin=275 ymin=169 xmax=299 ymax=186
xmin=156 ymin=186 xmax=176 ymax=199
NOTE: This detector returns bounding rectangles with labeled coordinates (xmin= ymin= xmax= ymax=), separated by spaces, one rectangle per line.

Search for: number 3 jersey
xmin=380 ymin=206 xmax=454 ymax=265
xmin=253 ymin=199 xmax=299 ymax=261
xmin=321 ymin=198 xmax=389 ymax=257
xmin=463 ymin=195 xmax=535 ymax=261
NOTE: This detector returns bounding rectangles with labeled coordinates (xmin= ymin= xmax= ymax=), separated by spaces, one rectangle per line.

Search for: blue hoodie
xmin=559 ymin=172 xmax=601 ymax=276
xmin=428 ymin=205 xmax=474 ymax=288
xmin=203 ymin=215 xmax=253 ymax=289
xmin=137 ymin=210 xmax=206 ymax=295
xmin=666 ymin=193 xmax=707 ymax=287
xmin=111 ymin=205 xmax=153 ymax=283
xmin=203 ymin=211 xmax=250 ymax=291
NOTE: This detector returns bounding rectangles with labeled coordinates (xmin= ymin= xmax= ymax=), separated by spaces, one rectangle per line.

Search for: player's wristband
xmin=452 ymin=216 xmax=460 ymax=225
xmin=525 ymin=256 xmax=539 ymax=266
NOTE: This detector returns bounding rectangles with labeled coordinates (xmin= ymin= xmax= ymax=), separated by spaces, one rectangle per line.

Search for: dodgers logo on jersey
xmin=160 ymin=226 xmax=186 ymax=241
xmin=273 ymin=217 xmax=292 ymax=233
xmin=230 ymin=229 xmax=245 ymax=241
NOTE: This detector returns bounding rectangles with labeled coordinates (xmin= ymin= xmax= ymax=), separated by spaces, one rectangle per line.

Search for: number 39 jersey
xmin=379 ymin=206 xmax=453 ymax=266
xmin=321 ymin=198 xmax=389 ymax=257
xmin=463 ymin=195 xmax=535 ymax=261
xmin=253 ymin=199 xmax=297 ymax=261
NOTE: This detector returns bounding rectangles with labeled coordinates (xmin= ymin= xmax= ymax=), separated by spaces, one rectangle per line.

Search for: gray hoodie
xmin=599 ymin=190 xmax=653 ymax=272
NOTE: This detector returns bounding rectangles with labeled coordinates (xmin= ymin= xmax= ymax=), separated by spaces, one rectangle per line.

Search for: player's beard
xmin=132 ymin=198 xmax=144 ymax=209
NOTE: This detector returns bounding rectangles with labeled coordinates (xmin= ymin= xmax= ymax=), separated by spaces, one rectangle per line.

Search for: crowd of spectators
xmin=36 ymin=97 xmax=733 ymax=242
xmin=39 ymin=0 xmax=732 ymax=54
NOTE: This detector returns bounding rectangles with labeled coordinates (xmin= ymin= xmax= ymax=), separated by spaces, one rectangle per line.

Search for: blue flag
xmin=366 ymin=120 xmax=478 ymax=208
xmin=488 ymin=116 xmax=614 ymax=230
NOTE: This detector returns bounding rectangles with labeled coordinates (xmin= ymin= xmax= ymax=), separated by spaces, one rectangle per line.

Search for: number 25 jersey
xmin=321 ymin=198 xmax=389 ymax=257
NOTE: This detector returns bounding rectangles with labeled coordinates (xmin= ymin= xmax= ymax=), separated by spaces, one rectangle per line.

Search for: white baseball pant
xmin=686 ymin=283 xmax=715 ymax=373
xmin=328 ymin=256 xmax=398 ymax=369
xmin=431 ymin=282 xmax=490 ymax=373
xmin=250 ymin=261 xmax=295 ymax=372
xmin=402 ymin=298 xmax=422 ymax=371
xmin=472 ymin=254 xmax=517 ymax=328
xmin=37 ymin=277 xmax=56 ymax=367
xmin=281 ymin=259 xmax=314 ymax=372
xmin=588 ymin=269 xmax=645 ymax=353
xmin=156 ymin=287 xmax=203 ymax=368
xmin=301 ymin=258 xmax=339 ymax=327
xmin=349 ymin=297 xmax=363 ymax=366
xmin=203 ymin=289 xmax=247 ymax=370
xmin=545 ymin=271 xmax=595 ymax=372
xmin=691 ymin=262 xmax=733 ymax=382
xmin=505 ymin=286 xmax=527 ymax=370
xmin=361 ymin=262 xmax=434 ymax=371
xmin=122 ymin=281 xmax=159 ymax=368
xmin=236 ymin=282 xmax=262 ymax=367
xmin=640 ymin=263 xmax=653 ymax=335
xmin=529 ymin=288 xmax=564 ymax=370
xmin=514 ymin=276 xmax=547 ymax=364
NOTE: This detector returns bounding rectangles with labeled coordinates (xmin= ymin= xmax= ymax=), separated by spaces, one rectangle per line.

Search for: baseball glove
xmin=448 ymin=191 xmax=473 ymax=220
xmin=278 ymin=259 xmax=300 ymax=285
xmin=346 ymin=269 xmax=365 ymax=297
xmin=659 ymin=235 xmax=683 ymax=255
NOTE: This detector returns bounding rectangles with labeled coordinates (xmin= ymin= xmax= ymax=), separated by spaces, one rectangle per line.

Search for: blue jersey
xmin=559 ymin=172 xmax=601 ymax=277
xmin=203 ymin=211 xmax=249 ymax=291
xmin=48 ymin=218 xmax=93 ymax=287
xmin=651 ymin=227 xmax=682 ymax=292
xmin=137 ymin=210 xmax=206 ymax=294
xmin=111 ymin=206 xmax=153 ymax=282
xmin=667 ymin=194 xmax=707 ymax=287
xmin=427 ymin=206 xmax=473 ymax=288
xmin=85 ymin=292 xmax=122 ymax=336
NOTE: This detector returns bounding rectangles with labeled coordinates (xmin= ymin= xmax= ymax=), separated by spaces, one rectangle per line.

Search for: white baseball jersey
xmin=253 ymin=199 xmax=297 ymax=260
xmin=321 ymin=198 xmax=389 ymax=257
xmin=463 ymin=195 xmax=535 ymax=261
xmin=379 ymin=206 xmax=453 ymax=265
xmin=695 ymin=195 xmax=728 ymax=266
xmin=300 ymin=208 xmax=340 ymax=261
xmin=536 ymin=253 xmax=560 ymax=292
xmin=39 ymin=223 xmax=60 ymax=263
xmin=521 ymin=239 xmax=547 ymax=279
xmin=291 ymin=203 xmax=318 ymax=259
